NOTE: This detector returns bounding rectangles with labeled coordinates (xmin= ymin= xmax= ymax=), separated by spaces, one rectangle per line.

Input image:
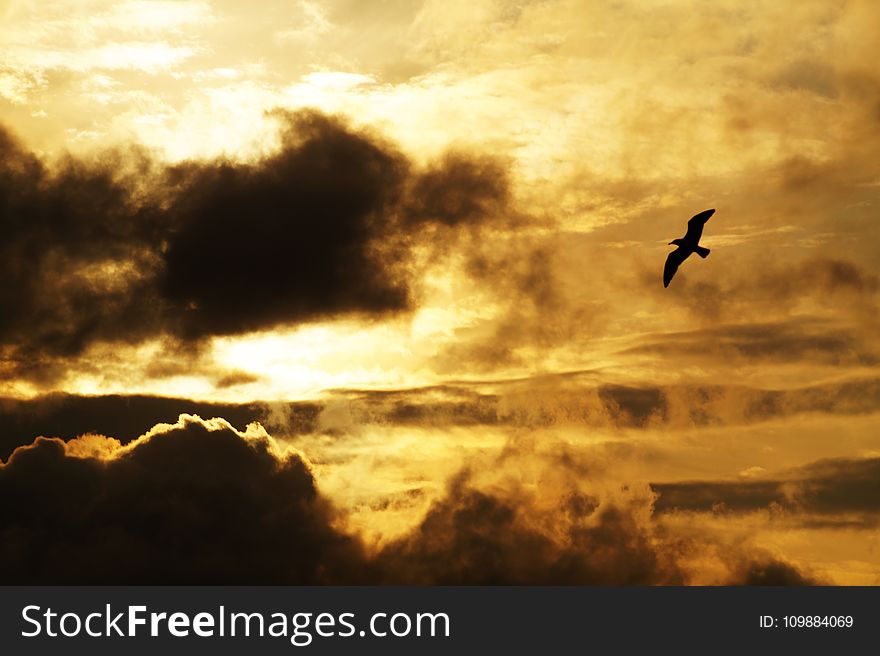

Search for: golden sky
xmin=1 ymin=0 xmax=879 ymax=584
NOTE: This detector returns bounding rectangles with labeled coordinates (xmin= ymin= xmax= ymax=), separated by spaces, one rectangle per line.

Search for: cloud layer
xmin=0 ymin=110 xmax=511 ymax=380
xmin=2 ymin=0 xmax=879 ymax=585
xmin=0 ymin=414 xmax=821 ymax=584
xmin=0 ymin=416 xmax=366 ymax=583
xmin=654 ymin=457 xmax=880 ymax=524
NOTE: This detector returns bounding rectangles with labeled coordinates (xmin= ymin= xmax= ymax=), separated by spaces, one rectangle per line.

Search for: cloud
xmin=0 ymin=413 xmax=818 ymax=584
xmin=0 ymin=393 xmax=321 ymax=461
xmin=638 ymin=257 xmax=879 ymax=326
xmin=735 ymin=560 xmax=818 ymax=586
xmin=159 ymin=110 xmax=412 ymax=339
xmin=0 ymin=125 xmax=166 ymax=376
xmin=376 ymin=470 xmax=686 ymax=584
xmin=0 ymin=110 xmax=513 ymax=379
xmin=0 ymin=414 xmax=369 ymax=583
xmin=627 ymin=319 xmax=878 ymax=367
xmin=404 ymin=151 xmax=510 ymax=227
xmin=335 ymin=374 xmax=880 ymax=432
xmin=653 ymin=456 xmax=880 ymax=525
xmin=430 ymin=237 xmax=599 ymax=373
xmin=5 ymin=372 xmax=878 ymax=459
xmin=375 ymin=441 xmax=819 ymax=585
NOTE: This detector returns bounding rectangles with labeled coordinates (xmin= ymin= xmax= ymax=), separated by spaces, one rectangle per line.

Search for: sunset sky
xmin=1 ymin=0 xmax=878 ymax=584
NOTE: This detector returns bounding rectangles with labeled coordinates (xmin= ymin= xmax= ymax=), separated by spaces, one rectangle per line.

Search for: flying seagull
xmin=663 ymin=208 xmax=715 ymax=287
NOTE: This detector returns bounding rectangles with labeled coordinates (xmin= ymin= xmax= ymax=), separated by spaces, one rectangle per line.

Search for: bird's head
xmin=668 ymin=238 xmax=683 ymax=246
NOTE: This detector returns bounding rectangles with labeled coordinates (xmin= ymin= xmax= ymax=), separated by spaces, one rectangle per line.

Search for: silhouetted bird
xmin=663 ymin=208 xmax=714 ymax=287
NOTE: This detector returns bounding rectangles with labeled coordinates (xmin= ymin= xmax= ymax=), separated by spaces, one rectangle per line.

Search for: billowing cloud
xmin=377 ymin=470 xmax=687 ymax=585
xmin=0 ymin=392 xmax=320 ymax=461
xmin=0 ymin=110 xmax=512 ymax=380
xmin=0 ymin=125 xmax=165 ymax=375
xmin=0 ymin=414 xmax=819 ymax=584
xmin=380 ymin=469 xmax=820 ymax=585
xmin=0 ymin=415 xmax=368 ymax=584
xmin=159 ymin=110 xmax=413 ymax=339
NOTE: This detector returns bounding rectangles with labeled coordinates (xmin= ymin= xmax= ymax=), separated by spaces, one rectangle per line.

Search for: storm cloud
xmin=0 ymin=126 xmax=165 ymax=376
xmin=377 ymin=471 xmax=686 ymax=585
xmin=653 ymin=456 xmax=880 ymax=523
xmin=159 ymin=111 xmax=412 ymax=339
xmin=0 ymin=415 xmax=818 ymax=585
xmin=379 ymin=473 xmax=819 ymax=585
xmin=0 ymin=110 xmax=512 ymax=377
xmin=0 ymin=415 xmax=368 ymax=584
xmin=0 ymin=392 xmax=320 ymax=461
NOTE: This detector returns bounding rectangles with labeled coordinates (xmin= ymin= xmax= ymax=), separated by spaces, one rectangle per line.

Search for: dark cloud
xmin=323 ymin=385 xmax=501 ymax=429
xmin=336 ymin=374 xmax=880 ymax=432
xmin=6 ymin=372 xmax=877 ymax=461
xmin=0 ymin=111 xmax=512 ymax=378
xmin=791 ymin=457 xmax=880 ymax=514
xmin=375 ymin=466 xmax=817 ymax=585
xmin=746 ymin=377 xmax=880 ymax=419
xmin=0 ymin=416 xmax=369 ymax=583
xmin=0 ymin=393 xmax=321 ymax=461
xmin=734 ymin=559 xmax=818 ymax=586
xmin=404 ymin=152 xmax=510 ymax=228
xmin=0 ymin=415 xmax=818 ymax=584
xmin=653 ymin=456 xmax=880 ymax=523
xmin=377 ymin=472 xmax=685 ymax=585
xmin=653 ymin=480 xmax=786 ymax=514
xmin=160 ymin=111 xmax=412 ymax=339
xmin=213 ymin=370 xmax=261 ymax=388
xmin=598 ymin=385 xmax=667 ymax=427
xmin=311 ymin=379 xmax=741 ymax=433
xmin=627 ymin=319 xmax=878 ymax=366
xmin=0 ymin=126 xmax=165 ymax=380
xmin=383 ymin=397 xmax=500 ymax=427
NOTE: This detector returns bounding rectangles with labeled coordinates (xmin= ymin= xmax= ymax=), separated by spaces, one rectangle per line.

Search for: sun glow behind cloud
xmin=1 ymin=0 xmax=879 ymax=584
xmin=2 ymin=0 xmax=877 ymax=396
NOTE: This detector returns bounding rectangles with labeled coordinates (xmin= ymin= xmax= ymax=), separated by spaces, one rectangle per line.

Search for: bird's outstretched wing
xmin=683 ymin=208 xmax=715 ymax=243
xmin=663 ymin=247 xmax=689 ymax=287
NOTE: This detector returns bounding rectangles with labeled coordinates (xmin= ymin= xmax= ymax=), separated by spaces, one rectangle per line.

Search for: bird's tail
xmin=695 ymin=246 xmax=710 ymax=258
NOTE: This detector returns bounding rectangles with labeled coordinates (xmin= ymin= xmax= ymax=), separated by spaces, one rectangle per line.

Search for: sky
xmin=1 ymin=0 xmax=879 ymax=584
